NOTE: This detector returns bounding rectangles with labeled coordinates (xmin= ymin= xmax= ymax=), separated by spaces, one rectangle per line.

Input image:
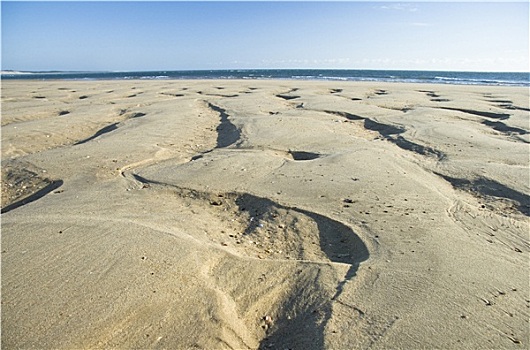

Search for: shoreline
xmin=2 ymin=68 xmax=528 ymax=87
xmin=2 ymin=79 xmax=528 ymax=349
xmin=3 ymin=77 xmax=530 ymax=85
xmin=3 ymin=78 xmax=528 ymax=88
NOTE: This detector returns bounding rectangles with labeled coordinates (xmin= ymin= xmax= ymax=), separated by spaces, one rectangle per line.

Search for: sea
xmin=1 ymin=69 xmax=529 ymax=86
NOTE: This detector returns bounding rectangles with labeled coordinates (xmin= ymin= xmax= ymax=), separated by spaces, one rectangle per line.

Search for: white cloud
xmin=260 ymin=58 xmax=352 ymax=67
xmin=378 ymin=4 xmax=419 ymax=12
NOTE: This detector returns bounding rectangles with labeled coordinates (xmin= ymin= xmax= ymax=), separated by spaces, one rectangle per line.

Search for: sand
xmin=1 ymin=79 xmax=528 ymax=349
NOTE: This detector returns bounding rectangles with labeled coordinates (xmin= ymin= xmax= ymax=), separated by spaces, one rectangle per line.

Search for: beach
xmin=1 ymin=79 xmax=528 ymax=349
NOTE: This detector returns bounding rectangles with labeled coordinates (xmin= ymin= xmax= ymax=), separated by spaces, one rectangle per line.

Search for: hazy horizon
xmin=2 ymin=68 xmax=530 ymax=74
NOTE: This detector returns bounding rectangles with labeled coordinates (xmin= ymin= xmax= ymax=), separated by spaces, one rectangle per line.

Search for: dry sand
xmin=1 ymin=79 xmax=528 ymax=349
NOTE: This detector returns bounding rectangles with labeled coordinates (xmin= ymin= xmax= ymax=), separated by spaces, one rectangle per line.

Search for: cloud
xmin=378 ymin=4 xmax=419 ymax=12
xmin=260 ymin=58 xmax=352 ymax=66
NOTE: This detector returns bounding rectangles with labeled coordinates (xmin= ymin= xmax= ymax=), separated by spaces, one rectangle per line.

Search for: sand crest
xmin=1 ymin=80 xmax=528 ymax=349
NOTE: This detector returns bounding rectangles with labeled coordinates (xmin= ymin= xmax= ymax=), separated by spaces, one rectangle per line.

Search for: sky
xmin=2 ymin=1 xmax=529 ymax=72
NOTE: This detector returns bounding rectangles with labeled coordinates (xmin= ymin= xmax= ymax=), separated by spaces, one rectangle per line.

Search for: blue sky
xmin=2 ymin=1 xmax=529 ymax=72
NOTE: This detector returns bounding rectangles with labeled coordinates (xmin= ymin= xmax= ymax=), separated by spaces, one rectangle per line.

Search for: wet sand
xmin=1 ymin=79 xmax=529 ymax=349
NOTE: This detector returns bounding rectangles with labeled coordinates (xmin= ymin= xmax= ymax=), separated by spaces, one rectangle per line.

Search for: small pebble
xmin=263 ymin=315 xmax=273 ymax=325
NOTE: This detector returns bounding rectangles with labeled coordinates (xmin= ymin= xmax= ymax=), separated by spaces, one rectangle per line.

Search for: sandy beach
xmin=1 ymin=79 xmax=528 ymax=349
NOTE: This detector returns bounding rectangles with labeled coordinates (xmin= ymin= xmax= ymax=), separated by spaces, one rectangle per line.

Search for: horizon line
xmin=3 ymin=68 xmax=529 ymax=74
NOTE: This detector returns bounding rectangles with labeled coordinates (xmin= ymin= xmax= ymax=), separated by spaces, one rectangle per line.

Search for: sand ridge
xmin=1 ymin=79 xmax=528 ymax=349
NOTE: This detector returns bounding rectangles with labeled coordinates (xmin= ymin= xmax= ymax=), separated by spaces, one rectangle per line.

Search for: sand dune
xmin=2 ymin=80 xmax=528 ymax=349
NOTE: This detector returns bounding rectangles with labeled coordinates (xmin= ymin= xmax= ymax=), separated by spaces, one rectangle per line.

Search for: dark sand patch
xmin=363 ymin=119 xmax=445 ymax=159
xmin=276 ymin=94 xmax=300 ymax=101
xmin=324 ymin=110 xmax=364 ymax=121
xmin=74 ymin=123 xmax=119 ymax=145
xmin=482 ymin=120 xmax=528 ymax=136
xmin=437 ymin=174 xmax=530 ymax=216
xmin=1 ymin=161 xmax=63 ymax=213
xmin=288 ymin=151 xmax=321 ymax=161
xmin=440 ymin=107 xmax=511 ymax=120
xmin=207 ymin=103 xmax=241 ymax=148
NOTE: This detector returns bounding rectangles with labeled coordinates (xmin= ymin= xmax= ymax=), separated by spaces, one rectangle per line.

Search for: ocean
xmin=2 ymin=69 xmax=529 ymax=86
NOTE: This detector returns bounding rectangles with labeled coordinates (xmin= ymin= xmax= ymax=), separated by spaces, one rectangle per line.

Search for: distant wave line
xmin=2 ymin=69 xmax=528 ymax=86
